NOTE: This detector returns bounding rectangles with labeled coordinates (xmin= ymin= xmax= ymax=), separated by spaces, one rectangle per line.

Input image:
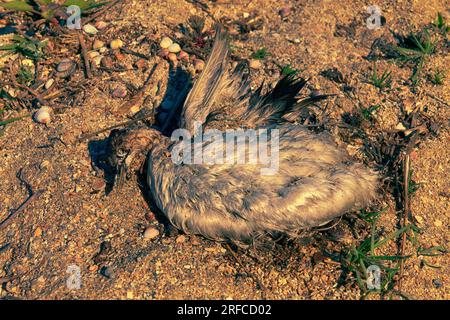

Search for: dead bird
xmin=107 ymin=26 xmax=379 ymax=243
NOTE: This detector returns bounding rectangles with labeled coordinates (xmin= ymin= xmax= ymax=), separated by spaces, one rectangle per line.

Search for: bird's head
xmin=107 ymin=127 xmax=161 ymax=187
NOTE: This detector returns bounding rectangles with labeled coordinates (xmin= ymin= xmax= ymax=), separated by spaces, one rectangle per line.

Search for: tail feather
xmin=242 ymin=75 xmax=329 ymax=126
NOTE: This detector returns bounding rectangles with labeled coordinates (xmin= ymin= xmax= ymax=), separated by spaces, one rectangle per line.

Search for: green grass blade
xmin=0 ymin=115 xmax=28 ymax=126
xmin=0 ymin=1 xmax=34 ymax=11
xmin=373 ymin=224 xmax=412 ymax=249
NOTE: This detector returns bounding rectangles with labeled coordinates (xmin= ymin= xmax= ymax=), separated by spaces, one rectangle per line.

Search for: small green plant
xmin=0 ymin=114 xmax=28 ymax=127
xmin=0 ymin=35 xmax=47 ymax=60
xmin=417 ymin=245 xmax=447 ymax=270
xmin=407 ymin=170 xmax=420 ymax=195
xmin=280 ymin=64 xmax=300 ymax=76
xmin=434 ymin=12 xmax=449 ymax=34
xmin=396 ymin=30 xmax=437 ymax=62
xmin=370 ymin=64 xmax=392 ymax=89
xmin=251 ymin=48 xmax=270 ymax=60
xmin=341 ymin=212 xmax=417 ymax=298
xmin=0 ymin=0 xmax=108 ymax=20
xmin=361 ymin=104 xmax=380 ymax=122
xmin=431 ymin=68 xmax=446 ymax=85
xmin=396 ymin=30 xmax=438 ymax=84
xmin=16 ymin=65 xmax=34 ymax=86
xmin=417 ymin=246 xmax=447 ymax=257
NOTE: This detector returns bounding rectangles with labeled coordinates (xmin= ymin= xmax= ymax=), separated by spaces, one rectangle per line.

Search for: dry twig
xmin=116 ymin=63 xmax=159 ymax=115
xmin=83 ymin=0 xmax=123 ymax=24
xmin=0 ymin=169 xmax=44 ymax=231
xmin=77 ymin=31 xmax=92 ymax=79
xmin=398 ymin=153 xmax=411 ymax=291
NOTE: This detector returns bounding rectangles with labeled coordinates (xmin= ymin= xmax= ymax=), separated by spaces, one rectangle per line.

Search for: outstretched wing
xmin=179 ymin=25 xmax=230 ymax=133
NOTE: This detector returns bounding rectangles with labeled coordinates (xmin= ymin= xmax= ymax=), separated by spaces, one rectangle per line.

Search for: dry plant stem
xmin=398 ymin=153 xmax=411 ymax=292
xmin=116 ymin=63 xmax=159 ymax=115
xmin=78 ymin=32 xmax=92 ymax=79
xmin=7 ymin=60 xmax=47 ymax=105
xmin=425 ymin=92 xmax=450 ymax=107
xmin=120 ymin=47 xmax=151 ymax=60
xmin=83 ymin=0 xmax=123 ymax=25
xmin=185 ymin=0 xmax=217 ymax=22
xmin=224 ymin=243 xmax=267 ymax=295
xmin=0 ymin=169 xmax=44 ymax=231
xmin=77 ymin=113 xmax=154 ymax=142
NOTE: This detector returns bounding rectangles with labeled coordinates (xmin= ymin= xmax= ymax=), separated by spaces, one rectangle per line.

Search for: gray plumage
xmin=108 ymin=26 xmax=379 ymax=243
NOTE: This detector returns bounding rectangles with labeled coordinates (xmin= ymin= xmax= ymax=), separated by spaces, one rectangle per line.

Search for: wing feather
xmin=180 ymin=25 xmax=229 ymax=132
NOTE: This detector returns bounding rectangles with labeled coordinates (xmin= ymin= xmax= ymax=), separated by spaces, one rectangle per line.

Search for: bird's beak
xmin=115 ymin=162 xmax=127 ymax=190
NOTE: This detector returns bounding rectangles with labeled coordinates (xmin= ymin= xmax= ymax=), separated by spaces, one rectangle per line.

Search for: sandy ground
xmin=0 ymin=0 xmax=448 ymax=299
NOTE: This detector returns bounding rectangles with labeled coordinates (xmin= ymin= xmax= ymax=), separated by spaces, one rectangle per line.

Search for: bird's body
xmin=108 ymin=26 xmax=378 ymax=243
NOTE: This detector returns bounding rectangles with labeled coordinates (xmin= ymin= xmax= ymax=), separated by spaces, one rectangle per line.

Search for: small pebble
xmin=114 ymin=52 xmax=126 ymax=61
xmin=89 ymin=265 xmax=98 ymax=272
xmin=168 ymin=43 xmax=181 ymax=53
xmin=100 ymin=266 xmax=113 ymax=278
xmin=34 ymin=106 xmax=51 ymax=124
xmin=94 ymin=21 xmax=108 ymax=30
xmin=112 ymin=85 xmax=127 ymax=98
xmin=92 ymin=177 xmax=106 ymax=192
xmin=415 ymin=215 xmax=424 ymax=226
xmin=92 ymin=55 xmax=103 ymax=67
xmin=178 ymin=50 xmax=189 ymax=62
xmin=83 ymin=24 xmax=98 ymax=35
xmin=134 ymin=59 xmax=147 ymax=69
xmin=434 ymin=220 xmax=443 ymax=227
xmin=93 ymin=39 xmax=104 ymax=50
xmin=159 ymin=36 xmax=173 ymax=49
xmin=87 ymin=50 xmax=100 ymax=59
xmin=279 ymin=7 xmax=291 ymax=18
xmin=249 ymin=59 xmax=262 ymax=70
xmin=168 ymin=52 xmax=178 ymax=63
xmin=403 ymin=97 xmax=415 ymax=114
xmin=143 ymin=227 xmax=159 ymax=240
xmin=432 ymin=279 xmax=442 ymax=288
xmin=395 ymin=122 xmax=406 ymax=131
xmin=34 ymin=227 xmax=43 ymax=238
xmin=158 ymin=48 xmax=169 ymax=58
xmin=57 ymin=59 xmax=75 ymax=72
xmin=193 ymin=59 xmax=205 ymax=71
xmin=44 ymin=78 xmax=54 ymax=90
xmin=130 ymin=104 xmax=141 ymax=115
xmin=101 ymin=56 xmax=113 ymax=68
xmin=110 ymin=39 xmax=123 ymax=50
xmin=176 ymin=235 xmax=186 ymax=244
xmin=39 ymin=160 xmax=50 ymax=170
